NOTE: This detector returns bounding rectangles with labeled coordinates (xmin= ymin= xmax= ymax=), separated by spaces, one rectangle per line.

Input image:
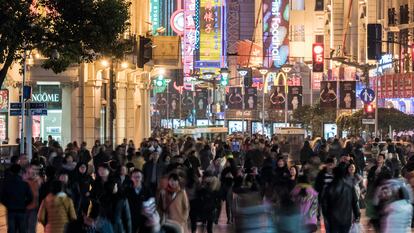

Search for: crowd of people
xmin=2 ymin=133 xmax=414 ymax=233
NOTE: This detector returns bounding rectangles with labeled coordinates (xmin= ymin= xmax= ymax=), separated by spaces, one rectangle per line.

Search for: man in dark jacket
xmin=322 ymin=165 xmax=360 ymax=233
xmin=143 ymin=152 xmax=162 ymax=196
xmin=126 ymin=169 xmax=151 ymax=233
xmin=1 ymin=164 xmax=33 ymax=233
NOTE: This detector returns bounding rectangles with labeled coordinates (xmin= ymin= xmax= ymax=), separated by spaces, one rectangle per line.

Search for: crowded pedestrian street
xmin=4 ymin=0 xmax=414 ymax=233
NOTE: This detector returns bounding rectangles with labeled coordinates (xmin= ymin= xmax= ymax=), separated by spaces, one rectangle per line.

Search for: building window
xmin=292 ymin=25 xmax=305 ymax=42
xmin=292 ymin=0 xmax=305 ymax=11
xmin=315 ymin=0 xmax=324 ymax=11
xmin=315 ymin=35 xmax=324 ymax=43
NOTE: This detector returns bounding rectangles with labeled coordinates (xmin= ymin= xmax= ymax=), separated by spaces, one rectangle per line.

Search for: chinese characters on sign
xmin=199 ymin=0 xmax=222 ymax=62
xmin=183 ymin=0 xmax=198 ymax=89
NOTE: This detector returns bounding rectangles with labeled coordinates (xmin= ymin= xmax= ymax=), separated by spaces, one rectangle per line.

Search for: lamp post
xmin=259 ymin=68 xmax=269 ymax=135
xmin=281 ymin=64 xmax=293 ymax=127
xmin=165 ymin=79 xmax=171 ymax=128
xmin=238 ymin=68 xmax=248 ymax=134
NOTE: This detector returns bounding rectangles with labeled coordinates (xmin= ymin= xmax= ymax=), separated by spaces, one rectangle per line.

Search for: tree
xmin=0 ymin=0 xmax=130 ymax=87
xmin=291 ymin=103 xmax=336 ymax=136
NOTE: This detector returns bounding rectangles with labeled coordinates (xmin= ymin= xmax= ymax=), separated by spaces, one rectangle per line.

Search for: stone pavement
xmin=0 ymin=204 xmax=413 ymax=233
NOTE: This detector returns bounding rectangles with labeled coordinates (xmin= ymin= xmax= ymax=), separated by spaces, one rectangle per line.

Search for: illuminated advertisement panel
xmin=263 ymin=0 xmax=289 ymax=68
xmin=199 ymin=0 xmax=222 ymax=65
xmin=183 ymin=0 xmax=198 ymax=88
xmin=151 ymin=0 xmax=160 ymax=35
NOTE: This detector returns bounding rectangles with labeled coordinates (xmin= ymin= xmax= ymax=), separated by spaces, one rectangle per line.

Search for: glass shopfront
xmin=32 ymin=84 xmax=62 ymax=143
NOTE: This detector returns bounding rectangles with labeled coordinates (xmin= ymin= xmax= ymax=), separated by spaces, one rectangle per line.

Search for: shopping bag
xmin=349 ymin=222 xmax=363 ymax=233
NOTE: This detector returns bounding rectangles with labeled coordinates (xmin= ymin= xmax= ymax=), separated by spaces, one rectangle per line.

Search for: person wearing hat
xmin=1 ymin=164 xmax=33 ymax=233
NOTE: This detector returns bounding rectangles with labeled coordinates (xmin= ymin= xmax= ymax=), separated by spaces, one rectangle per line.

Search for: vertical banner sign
xmin=151 ymin=0 xmax=160 ymax=35
xmin=195 ymin=89 xmax=208 ymax=117
xmin=169 ymin=83 xmax=181 ymax=118
xmin=226 ymin=87 xmax=243 ymax=109
xmin=319 ymin=81 xmax=338 ymax=108
xmin=288 ymin=86 xmax=302 ymax=110
xmin=199 ymin=0 xmax=222 ymax=64
xmin=181 ymin=90 xmax=194 ymax=116
xmin=263 ymin=0 xmax=289 ymax=68
xmin=339 ymin=81 xmax=356 ymax=109
xmin=269 ymin=86 xmax=286 ymax=110
xmin=156 ymin=93 xmax=168 ymax=117
xmin=244 ymin=87 xmax=258 ymax=110
xmin=183 ymin=0 xmax=197 ymax=88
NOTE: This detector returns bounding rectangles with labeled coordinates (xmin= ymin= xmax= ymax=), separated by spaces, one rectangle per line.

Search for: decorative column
xmin=61 ymin=83 xmax=73 ymax=146
xmin=126 ymin=73 xmax=139 ymax=142
xmin=115 ymin=71 xmax=127 ymax=146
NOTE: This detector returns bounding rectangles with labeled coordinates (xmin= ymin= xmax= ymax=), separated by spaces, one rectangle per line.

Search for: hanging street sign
xmin=359 ymin=88 xmax=375 ymax=104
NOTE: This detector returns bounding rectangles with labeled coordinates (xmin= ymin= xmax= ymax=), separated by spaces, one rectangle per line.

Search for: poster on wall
xmin=339 ymin=81 xmax=356 ymax=109
xmin=0 ymin=89 xmax=8 ymax=111
xmin=228 ymin=120 xmax=247 ymax=134
xmin=0 ymin=115 xmax=6 ymax=141
xmin=244 ymin=87 xmax=257 ymax=110
xmin=226 ymin=87 xmax=243 ymax=110
xmin=269 ymin=86 xmax=286 ymax=110
xmin=287 ymin=86 xmax=302 ymax=110
xmin=262 ymin=0 xmax=289 ymax=68
xmin=319 ymin=81 xmax=337 ymax=108
xmin=195 ymin=89 xmax=208 ymax=118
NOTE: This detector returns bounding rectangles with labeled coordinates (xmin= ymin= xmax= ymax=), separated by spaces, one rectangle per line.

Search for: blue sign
xmin=10 ymin=102 xmax=47 ymax=109
xmin=9 ymin=109 xmax=48 ymax=116
xmin=194 ymin=61 xmax=221 ymax=68
xmin=359 ymin=88 xmax=375 ymax=104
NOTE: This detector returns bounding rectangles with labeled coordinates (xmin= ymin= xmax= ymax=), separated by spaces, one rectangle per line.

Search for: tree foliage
xmin=336 ymin=108 xmax=414 ymax=136
xmin=291 ymin=103 xmax=336 ymax=136
xmin=0 ymin=0 xmax=130 ymax=87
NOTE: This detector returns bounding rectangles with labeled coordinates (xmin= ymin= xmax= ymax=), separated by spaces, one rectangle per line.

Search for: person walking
xmin=1 ymin=164 xmax=33 ymax=233
xmin=321 ymin=166 xmax=360 ymax=233
xmin=38 ymin=180 xmax=77 ymax=233
xmin=125 ymin=169 xmax=152 ymax=233
xmin=157 ymin=173 xmax=189 ymax=233
xmin=291 ymin=175 xmax=319 ymax=233
xmin=24 ymin=165 xmax=42 ymax=233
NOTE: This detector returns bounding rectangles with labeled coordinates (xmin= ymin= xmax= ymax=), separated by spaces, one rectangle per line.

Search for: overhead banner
xmin=168 ymin=84 xmax=181 ymax=118
xmin=226 ymin=87 xmax=243 ymax=109
xmin=288 ymin=86 xmax=302 ymax=110
xmin=263 ymin=0 xmax=290 ymax=68
xmin=269 ymin=86 xmax=286 ymax=110
xmin=320 ymin=81 xmax=337 ymax=108
xmin=156 ymin=93 xmax=168 ymax=117
xmin=244 ymin=87 xmax=258 ymax=110
xmin=181 ymin=90 xmax=194 ymax=114
xmin=199 ymin=0 xmax=222 ymax=66
xmin=195 ymin=89 xmax=208 ymax=117
xmin=339 ymin=81 xmax=356 ymax=109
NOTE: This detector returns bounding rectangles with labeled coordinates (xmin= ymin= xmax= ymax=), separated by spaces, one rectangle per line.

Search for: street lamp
xmin=279 ymin=64 xmax=293 ymax=127
xmin=238 ymin=68 xmax=248 ymax=133
xmin=258 ymin=67 xmax=268 ymax=135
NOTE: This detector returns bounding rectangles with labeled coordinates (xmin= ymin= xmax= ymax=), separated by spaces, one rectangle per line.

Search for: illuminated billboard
xmin=263 ymin=0 xmax=289 ymax=68
xmin=198 ymin=0 xmax=223 ymax=67
xmin=183 ymin=0 xmax=198 ymax=88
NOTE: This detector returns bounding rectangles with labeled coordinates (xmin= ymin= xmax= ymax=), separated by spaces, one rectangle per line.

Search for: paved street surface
xmin=0 ymin=204 xmax=413 ymax=233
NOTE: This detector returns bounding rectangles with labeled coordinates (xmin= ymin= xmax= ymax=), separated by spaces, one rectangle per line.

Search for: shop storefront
xmin=31 ymin=83 xmax=62 ymax=143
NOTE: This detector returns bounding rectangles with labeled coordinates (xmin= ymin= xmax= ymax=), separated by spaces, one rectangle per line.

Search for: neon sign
xmin=151 ymin=0 xmax=160 ymax=34
xmin=199 ymin=0 xmax=222 ymax=63
xmin=263 ymin=0 xmax=289 ymax=68
xmin=183 ymin=0 xmax=198 ymax=89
